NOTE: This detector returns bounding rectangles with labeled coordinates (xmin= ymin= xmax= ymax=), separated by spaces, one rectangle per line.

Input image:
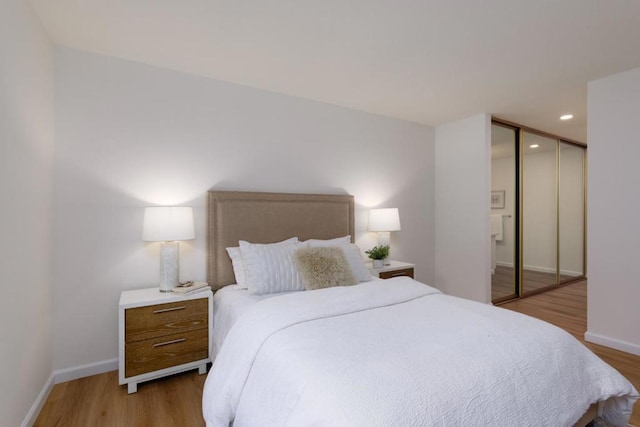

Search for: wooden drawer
xmin=379 ymin=268 xmax=414 ymax=279
xmin=125 ymin=298 xmax=208 ymax=343
xmin=125 ymin=328 xmax=209 ymax=377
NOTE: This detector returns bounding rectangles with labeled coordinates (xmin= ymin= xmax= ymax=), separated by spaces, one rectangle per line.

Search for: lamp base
xmin=377 ymin=231 xmax=391 ymax=247
xmin=159 ymin=241 xmax=179 ymax=292
xmin=377 ymin=232 xmax=392 ymax=265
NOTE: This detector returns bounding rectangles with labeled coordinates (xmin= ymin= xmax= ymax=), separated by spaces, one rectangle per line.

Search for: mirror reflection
xmin=522 ymin=132 xmax=558 ymax=293
xmin=559 ymin=142 xmax=585 ymax=279
xmin=491 ymin=121 xmax=586 ymax=303
xmin=491 ymin=124 xmax=517 ymax=301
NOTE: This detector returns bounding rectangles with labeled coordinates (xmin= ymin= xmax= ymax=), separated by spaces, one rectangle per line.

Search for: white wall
xmin=586 ymin=67 xmax=640 ymax=355
xmin=435 ymin=114 xmax=491 ymax=303
xmin=0 ymin=1 xmax=54 ymax=425
xmin=523 ymin=147 xmax=585 ymax=276
xmin=558 ymin=144 xmax=585 ymax=276
xmin=53 ymin=47 xmax=435 ymax=371
xmin=522 ymin=149 xmax=558 ymax=273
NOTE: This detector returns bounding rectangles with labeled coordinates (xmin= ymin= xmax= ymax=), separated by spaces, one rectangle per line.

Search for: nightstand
xmin=368 ymin=260 xmax=415 ymax=279
xmin=118 ymin=287 xmax=213 ymax=393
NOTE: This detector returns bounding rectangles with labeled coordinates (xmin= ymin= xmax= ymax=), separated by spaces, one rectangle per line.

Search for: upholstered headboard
xmin=207 ymin=190 xmax=355 ymax=290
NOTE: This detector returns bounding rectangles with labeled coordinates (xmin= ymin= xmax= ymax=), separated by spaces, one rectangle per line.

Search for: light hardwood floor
xmin=35 ymin=369 xmax=207 ymax=426
xmin=35 ymin=280 xmax=638 ymax=426
xmin=491 ymin=265 xmax=575 ymax=300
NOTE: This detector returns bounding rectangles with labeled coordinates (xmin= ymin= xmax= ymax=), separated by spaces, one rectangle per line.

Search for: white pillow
xmin=305 ymin=239 xmax=372 ymax=282
xmin=225 ymin=247 xmax=248 ymax=288
xmin=226 ymin=237 xmax=298 ymax=289
xmin=240 ymin=239 xmax=305 ymax=295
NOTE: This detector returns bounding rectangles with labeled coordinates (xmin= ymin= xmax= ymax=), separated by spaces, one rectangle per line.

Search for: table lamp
xmin=368 ymin=208 xmax=401 ymax=265
xmin=142 ymin=206 xmax=195 ymax=292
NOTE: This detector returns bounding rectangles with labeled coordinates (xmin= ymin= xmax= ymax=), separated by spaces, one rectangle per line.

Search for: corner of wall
xmin=20 ymin=374 xmax=55 ymax=427
xmin=1 ymin=1 xmax=56 ymax=426
xmin=434 ymin=114 xmax=492 ymax=303
xmin=586 ymin=66 xmax=640 ymax=354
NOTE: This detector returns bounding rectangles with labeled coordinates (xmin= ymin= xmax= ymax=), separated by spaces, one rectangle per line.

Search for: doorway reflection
xmin=491 ymin=124 xmax=517 ymax=301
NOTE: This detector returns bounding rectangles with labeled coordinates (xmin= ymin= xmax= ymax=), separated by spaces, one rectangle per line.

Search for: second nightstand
xmin=368 ymin=260 xmax=415 ymax=279
xmin=118 ymin=287 xmax=213 ymax=393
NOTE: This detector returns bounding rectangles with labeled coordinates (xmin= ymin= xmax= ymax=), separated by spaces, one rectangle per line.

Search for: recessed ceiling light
xmin=560 ymin=114 xmax=574 ymax=120
xmin=530 ymin=144 xmax=539 ymax=148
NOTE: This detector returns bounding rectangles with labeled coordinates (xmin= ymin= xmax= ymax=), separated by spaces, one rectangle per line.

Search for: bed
xmin=202 ymin=190 xmax=637 ymax=427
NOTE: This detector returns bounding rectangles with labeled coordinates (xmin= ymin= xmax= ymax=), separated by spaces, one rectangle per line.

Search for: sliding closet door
xmin=522 ymin=132 xmax=558 ymax=294
xmin=559 ymin=142 xmax=585 ymax=280
xmin=492 ymin=118 xmax=587 ymax=302
xmin=491 ymin=124 xmax=517 ymax=302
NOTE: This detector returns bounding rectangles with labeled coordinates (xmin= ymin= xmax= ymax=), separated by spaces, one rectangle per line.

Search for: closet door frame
xmin=491 ymin=121 xmax=520 ymax=304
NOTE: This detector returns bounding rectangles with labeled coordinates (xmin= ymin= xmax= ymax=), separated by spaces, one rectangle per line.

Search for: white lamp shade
xmin=368 ymin=208 xmax=401 ymax=232
xmin=142 ymin=207 xmax=195 ymax=241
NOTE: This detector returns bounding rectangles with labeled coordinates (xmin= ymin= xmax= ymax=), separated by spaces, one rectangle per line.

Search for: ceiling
xmin=29 ymin=0 xmax=640 ymax=142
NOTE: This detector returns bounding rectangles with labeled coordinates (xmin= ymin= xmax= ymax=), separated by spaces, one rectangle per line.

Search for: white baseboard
xmin=54 ymin=358 xmax=118 ymax=384
xmin=584 ymin=331 xmax=640 ymax=356
xmin=495 ymin=261 xmax=582 ymax=277
xmin=560 ymin=269 xmax=582 ymax=277
xmin=21 ymin=373 xmax=55 ymax=427
xmin=22 ymin=358 xmax=118 ymax=426
xmin=524 ymin=264 xmax=582 ymax=277
xmin=496 ymin=261 xmax=513 ymax=268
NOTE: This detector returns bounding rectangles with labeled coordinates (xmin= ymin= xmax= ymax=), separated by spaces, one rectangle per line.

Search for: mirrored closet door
xmin=491 ymin=119 xmax=586 ymax=303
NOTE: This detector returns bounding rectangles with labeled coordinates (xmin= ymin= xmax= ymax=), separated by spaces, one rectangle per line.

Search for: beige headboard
xmin=207 ymin=190 xmax=355 ymax=290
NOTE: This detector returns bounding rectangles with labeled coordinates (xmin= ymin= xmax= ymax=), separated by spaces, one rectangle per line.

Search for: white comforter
xmin=203 ymin=278 xmax=637 ymax=427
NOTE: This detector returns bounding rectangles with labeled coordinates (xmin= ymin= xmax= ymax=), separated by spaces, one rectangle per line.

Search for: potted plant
xmin=365 ymin=245 xmax=389 ymax=268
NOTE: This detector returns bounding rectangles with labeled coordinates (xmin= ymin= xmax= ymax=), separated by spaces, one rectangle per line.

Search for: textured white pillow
xmin=240 ymin=239 xmax=305 ymax=295
xmin=305 ymin=239 xmax=372 ymax=282
xmin=226 ymin=237 xmax=298 ymax=289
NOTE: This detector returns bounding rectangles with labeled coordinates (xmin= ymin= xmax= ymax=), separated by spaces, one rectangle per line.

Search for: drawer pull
xmin=153 ymin=338 xmax=186 ymax=348
xmin=390 ymin=272 xmax=407 ymax=277
xmin=153 ymin=306 xmax=186 ymax=314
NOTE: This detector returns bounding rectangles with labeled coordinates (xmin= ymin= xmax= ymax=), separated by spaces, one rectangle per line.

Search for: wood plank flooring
xmin=491 ymin=265 xmax=519 ymax=299
xmin=491 ymin=265 xmax=578 ymax=300
xmin=35 ymin=280 xmax=639 ymax=426
xmin=34 ymin=369 xmax=207 ymax=426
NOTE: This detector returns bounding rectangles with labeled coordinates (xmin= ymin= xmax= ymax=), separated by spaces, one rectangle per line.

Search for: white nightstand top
xmin=119 ymin=286 xmax=212 ymax=309
xmin=366 ymin=260 xmax=415 ymax=273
